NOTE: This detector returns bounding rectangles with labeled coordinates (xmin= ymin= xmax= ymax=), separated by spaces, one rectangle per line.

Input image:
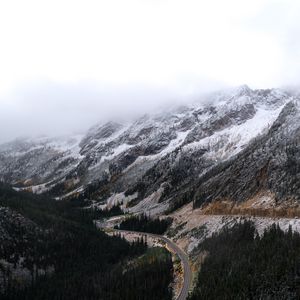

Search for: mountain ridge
xmin=1 ymin=85 xmax=299 ymax=216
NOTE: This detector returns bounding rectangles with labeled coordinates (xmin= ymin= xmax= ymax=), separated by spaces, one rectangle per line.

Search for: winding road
xmin=114 ymin=230 xmax=192 ymax=300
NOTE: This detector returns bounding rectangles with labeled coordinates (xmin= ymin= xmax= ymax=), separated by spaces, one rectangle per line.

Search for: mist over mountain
xmin=2 ymin=1 xmax=300 ymax=299
xmin=0 ymin=80 xmax=226 ymax=144
xmin=1 ymin=85 xmax=299 ymax=215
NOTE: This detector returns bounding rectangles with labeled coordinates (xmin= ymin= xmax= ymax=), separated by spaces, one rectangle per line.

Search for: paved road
xmin=114 ymin=230 xmax=192 ymax=300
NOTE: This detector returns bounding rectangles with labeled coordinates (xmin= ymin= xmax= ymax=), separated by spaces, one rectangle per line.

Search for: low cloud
xmin=1 ymin=0 xmax=300 ymax=142
xmin=0 ymin=79 xmax=224 ymax=143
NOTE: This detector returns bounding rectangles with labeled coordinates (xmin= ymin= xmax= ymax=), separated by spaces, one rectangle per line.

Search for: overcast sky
xmin=1 ymin=0 xmax=300 ymax=143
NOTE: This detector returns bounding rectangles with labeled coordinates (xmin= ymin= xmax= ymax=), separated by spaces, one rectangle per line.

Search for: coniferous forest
xmin=116 ymin=214 xmax=172 ymax=234
xmin=189 ymin=221 xmax=300 ymax=300
xmin=4 ymin=181 xmax=300 ymax=300
xmin=0 ymin=184 xmax=173 ymax=300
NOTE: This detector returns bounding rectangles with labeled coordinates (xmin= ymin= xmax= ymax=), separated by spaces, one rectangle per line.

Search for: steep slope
xmin=118 ymin=87 xmax=294 ymax=213
xmin=192 ymin=99 xmax=300 ymax=213
xmin=0 ymin=86 xmax=296 ymax=215
xmin=0 ymin=135 xmax=83 ymax=193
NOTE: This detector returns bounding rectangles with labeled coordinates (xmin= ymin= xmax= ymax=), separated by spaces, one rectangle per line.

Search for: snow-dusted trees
xmin=189 ymin=221 xmax=300 ymax=300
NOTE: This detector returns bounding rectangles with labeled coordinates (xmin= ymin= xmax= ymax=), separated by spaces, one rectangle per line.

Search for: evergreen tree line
xmin=96 ymin=204 xmax=124 ymax=218
xmin=100 ymin=247 xmax=174 ymax=300
xmin=0 ymin=184 xmax=173 ymax=299
xmin=116 ymin=214 xmax=172 ymax=235
xmin=189 ymin=221 xmax=300 ymax=300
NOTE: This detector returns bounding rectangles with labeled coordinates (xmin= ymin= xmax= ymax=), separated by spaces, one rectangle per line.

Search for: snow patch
xmin=101 ymin=144 xmax=133 ymax=163
xmin=129 ymin=187 xmax=169 ymax=216
xmin=183 ymin=104 xmax=285 ymax=160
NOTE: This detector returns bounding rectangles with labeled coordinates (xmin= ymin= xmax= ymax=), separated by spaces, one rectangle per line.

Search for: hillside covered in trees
xmin=0 ymin=184 xmax=173 ymax=300
xmin=116 ymin=214 xmax=172 ymax=234
xmin=189 ymin=221 xmax=300 ymax=300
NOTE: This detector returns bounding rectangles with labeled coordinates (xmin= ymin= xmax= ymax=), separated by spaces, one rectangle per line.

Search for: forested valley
xmin=0 ymin=184 xmax=173 ymax=300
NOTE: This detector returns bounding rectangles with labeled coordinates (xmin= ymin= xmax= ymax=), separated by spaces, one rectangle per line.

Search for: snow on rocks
xmin=0 ymin=85 xmax=296 ymax=207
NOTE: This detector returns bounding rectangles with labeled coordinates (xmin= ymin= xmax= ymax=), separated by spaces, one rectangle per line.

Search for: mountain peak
xmin=0 ymin=86 xmax=296 ymax=213
xmin=233 ymin=84 xmax=252 ymax=97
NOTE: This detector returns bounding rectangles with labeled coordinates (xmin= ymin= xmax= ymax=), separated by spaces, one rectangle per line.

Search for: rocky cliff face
xmin=192 ymin=99 xmax=300 ymax=208
xmin=0 ymin=135 xmax=83 ymax=191
xmin=0 ymin=86 xmax=298 ymax=215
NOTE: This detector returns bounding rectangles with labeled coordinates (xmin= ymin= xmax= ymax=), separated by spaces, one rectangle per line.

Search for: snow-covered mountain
xmin=0 ymin=135 xmax=83 ymax=193
xmin=1 ymin=85 xmax=299 ymax=215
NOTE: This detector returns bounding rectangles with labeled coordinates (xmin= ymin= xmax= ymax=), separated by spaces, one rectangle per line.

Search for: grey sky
xmin=0 ymin=0 xmax=300 ymax=143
